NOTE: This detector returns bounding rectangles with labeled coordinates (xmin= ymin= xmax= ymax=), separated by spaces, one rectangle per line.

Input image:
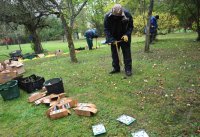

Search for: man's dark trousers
xmin=86 ymin=38 xmax=93 ymax=50
xmin=111 ymin=42 xmax=132 ymax=72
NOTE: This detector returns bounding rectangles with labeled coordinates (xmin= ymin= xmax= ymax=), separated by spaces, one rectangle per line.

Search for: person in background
xmin=104 ymin=4 xmax=133 ymax=76
xmin=84 ymin=29 xmax=98 ymax=50
xmin=150 ymin=15 xmax=159 ymax=43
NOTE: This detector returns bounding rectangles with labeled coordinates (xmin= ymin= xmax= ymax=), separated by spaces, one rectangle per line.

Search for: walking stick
xmin=115 ymin=41 xmax=123 ymax=67
xmin=108 ymin=40 xmax=123 ymax=67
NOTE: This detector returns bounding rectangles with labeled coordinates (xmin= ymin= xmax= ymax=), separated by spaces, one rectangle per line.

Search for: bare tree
xmin=144 ymin=0 xmax=154 ymax=52
xmin=49 ymin=0 xmax=88 ymax=63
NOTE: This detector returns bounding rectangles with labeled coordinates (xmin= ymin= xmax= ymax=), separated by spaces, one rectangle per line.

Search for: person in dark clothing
xmin=104 ymin=4 xmax=133 ymax=76
xmin=150 ymin=15 xmax=159 ymax=43
xmin=84 ymin=29 xmax=98 ymax=50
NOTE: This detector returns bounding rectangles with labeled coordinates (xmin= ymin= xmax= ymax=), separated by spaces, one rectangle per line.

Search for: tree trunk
xmin=168 ymin=28 xmax=171 ymax=33
xmin=63 ymin=34 xmax=65 ymax=42
xmin=32 ymin=30 xmax=43 ymax=54
xmin=184 ymin=27 xmax=187 ymax=33
xmin=6 ymin=41 xmax=9 ymax=50
xmin=18 ymin=38 xmax=22 ymax=51
xmin=144 ymin=0 xmax=154 ymax=52
xmin=26 ymin=26 xmax=43 ymax=54
xmin=196 ymin=2 xmax=200 ymax=41
xmin=197 ymin=20 xmax=200 ymax=41
xmin=67 ymin=28 xmax=78 ymax=62
xmin=197 ymin=31 xmax=200 ymax=41
xmin=60 ymin=14 xmax=78 ymax=63
xmin=76 ymin=32 xmax=79 ymax=39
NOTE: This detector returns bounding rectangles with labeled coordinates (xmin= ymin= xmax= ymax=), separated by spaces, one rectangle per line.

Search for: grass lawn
xmin=0 ymin=38 xmax=104 ymax=60
xmin=0 ymin=33 xmax=199 ymax=137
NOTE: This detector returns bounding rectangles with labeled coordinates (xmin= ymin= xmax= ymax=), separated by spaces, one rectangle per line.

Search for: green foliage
xmin=133 ymin=15 xmax=146 ymax=36
xmin=133 ymin=12 xmax=180 ymax=36
xmin=157 ymin=12 xmax=180 ymax=33
xmin=39 ymin=17 xmax=63 ymax=41
xmin=192 ymin=18 xmax=200 ymax=31
xmin=102 ymin=0 xmax=148 ymax=15
xmin=30 ymin=42 xmax=35 ymax=51
xmin=102 ymin=1 xmax=115 ymax=13
xmin=156 ymin=0 xmax=199 ymax=32
xmin=0 ymin=23 xmax=30 ymax=45
xmin=85 ymin=0 xmax=107 ymax=36
xmin=74 ymin=8 xmax=88 ymax=35
xmin=192 ymin=22 xmax=197 ymax=31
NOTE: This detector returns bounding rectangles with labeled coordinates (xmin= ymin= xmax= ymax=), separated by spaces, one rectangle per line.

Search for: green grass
xmin=0 ymin=33 xmax=199 ymax=137
xmin=0 ymin=38 xmax=104 ymax=60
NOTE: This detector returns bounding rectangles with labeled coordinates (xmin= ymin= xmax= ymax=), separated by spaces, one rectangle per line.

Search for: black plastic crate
xmin=44 ymin=78 xmax=64 ymax=95
xmin=9 ymin=50 xmax=22 ymax=58
xmin=16 ymin=74 xmax=45 ymax=93
xmin=9 ymin=50 xmax=23 ymax=61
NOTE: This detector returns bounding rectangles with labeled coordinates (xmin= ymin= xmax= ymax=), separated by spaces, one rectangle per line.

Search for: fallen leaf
xmin=144 ymin=79 xmax=148 ymax=83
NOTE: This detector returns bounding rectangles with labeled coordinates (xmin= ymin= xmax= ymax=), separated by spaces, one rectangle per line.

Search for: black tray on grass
xmin=15 ymin=74 xmax=45 ymax=93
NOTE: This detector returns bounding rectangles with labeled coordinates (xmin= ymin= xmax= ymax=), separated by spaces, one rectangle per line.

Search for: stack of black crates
xmin=16 ymin=74 xmax=45 ymax=93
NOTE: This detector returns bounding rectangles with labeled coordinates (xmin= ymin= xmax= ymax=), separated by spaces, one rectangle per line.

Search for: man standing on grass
xmin=84 ymin=28 xmax=98 ymax=50
xmin=104 ymin=4 xmax=133 ymax=76
xmin=150 ymin=15 xmax=159 ymax=43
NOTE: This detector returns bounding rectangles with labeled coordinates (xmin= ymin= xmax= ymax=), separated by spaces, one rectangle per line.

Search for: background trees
xmin=39 ymin=16 xmax=63 ymax=41
xmin=86 ymin=0 xmax=105 ymax=36
xmin=48 ymin=0 xmax=88 ymax=62
xmin=0 ymin=0 xmax=54 ymax=53
xmin=156 ymin=0 xmax=200 ymax=41
xmin=0 ymin=0 xmax=199 ymax=59
xmin=179 ymin=0 xmax=200 ymax=41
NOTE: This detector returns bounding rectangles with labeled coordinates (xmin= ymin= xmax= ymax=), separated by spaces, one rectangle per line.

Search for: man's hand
xmin=121 ymin=35 xmax=128 ymax=42
xmin=108 ymin=41 xmax=117 ymax=45
xmin=113 ymin=41 xmax=118 ymax=45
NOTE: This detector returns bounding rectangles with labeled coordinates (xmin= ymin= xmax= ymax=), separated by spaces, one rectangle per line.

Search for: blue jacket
xmin=150 ymin=16 xmax=158 ymax=32
xmin=84 ymin=29 xmax=98 ymax=39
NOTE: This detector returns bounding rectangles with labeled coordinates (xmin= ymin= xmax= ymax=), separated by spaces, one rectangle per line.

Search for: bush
xmin=133 ymin=12 xmax=180 ymax=36
xmin=133 ymin=15 xmax=146 ymax=36
xmin=157 ymin=12 xmax=179 ymax=33
xmin=192 ymin=18 xmax=200 ymax=31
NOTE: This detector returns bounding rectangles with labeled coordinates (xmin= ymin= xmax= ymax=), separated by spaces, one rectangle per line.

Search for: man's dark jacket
xmin=104 ymin=9 xmax=133 ymax=44
xmin=84 ymin=29 xmax=98 ymax=39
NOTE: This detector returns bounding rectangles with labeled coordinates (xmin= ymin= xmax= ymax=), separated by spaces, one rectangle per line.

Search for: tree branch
xmin=73 ymin=0 xmax=87 ymax=19
xmin=183 ymin=1 xmax=197 ymax=20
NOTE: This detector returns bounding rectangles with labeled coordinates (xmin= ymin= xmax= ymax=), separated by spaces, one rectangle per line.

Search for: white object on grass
xmin=131 ymin=130 xmax=149 ymax=137
xmin=92 ymin=124 xmax=106 ymax=136
xmin=117 ymin=114 xmax=136 ymax=125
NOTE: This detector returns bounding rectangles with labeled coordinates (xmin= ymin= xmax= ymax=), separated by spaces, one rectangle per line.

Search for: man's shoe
xmin=109 ymin=69 xmax=120 ymax=74
xmin=125 ymin=71 xmax=132 ymax=76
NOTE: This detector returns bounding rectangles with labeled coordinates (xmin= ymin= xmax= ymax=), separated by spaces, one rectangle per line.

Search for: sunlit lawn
xmin=0 ymin=38 xmax=105 ymax=60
